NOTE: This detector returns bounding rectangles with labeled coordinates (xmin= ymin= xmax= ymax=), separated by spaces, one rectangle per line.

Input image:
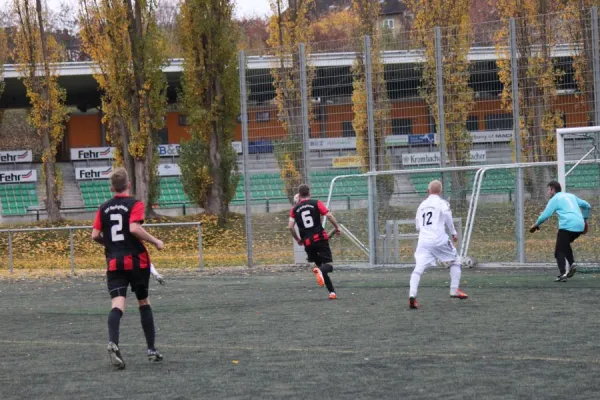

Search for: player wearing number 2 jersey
xmin=530 ymin=181 xmax=591 ymax=282
xmin=289 ymin=184 xmax=341 ymax=299
xmin=408 ymin=180 xmax=468 ymax=309
xmin=91 ymin=168 xmax=165 ymax=369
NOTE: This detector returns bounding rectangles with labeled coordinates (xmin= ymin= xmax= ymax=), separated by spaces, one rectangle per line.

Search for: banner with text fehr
xmin=402 ymin=150 xmax=487 ymax=166
xmin=75 ymin=166 xmax=113 ymax=180
xmin=0 ymin=150 xmax=33 ymax=163
xmin=0 ymin=169 xmax=37 ymax=183
xmin=71 ymin=147 xmax=115 ymax=161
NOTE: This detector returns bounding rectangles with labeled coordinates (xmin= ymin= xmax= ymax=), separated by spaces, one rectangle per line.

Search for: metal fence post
xmin=8 ymin=230 xmax=13 ymax=273
xmin=299 ymin=43 xmax=312 ymax=187
xmin=591 ymin=8 xmax=600 ymax=127
xmin=238 ymin=50 xmax=253 ymax=267
xmin=365 ymin=35 xmax=377 ymax=267
xmin=69 ymin=228 xmax=75 ymax=274
xmin=434 ymin=27 xmax=447 ymax=196
xmin=510 ymin=18 xmax=526 ymax=264
xmin=198 ymin=223 xmax=204 ymax=270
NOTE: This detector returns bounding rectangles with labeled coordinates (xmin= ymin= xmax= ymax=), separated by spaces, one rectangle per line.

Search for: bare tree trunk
xmin=36 ymin=0 xmax=62 ymax=221
xmin=134 ymin=134 xmax=152 ymax=211
xmin=40 ymin=131 xmax=62 ymax=221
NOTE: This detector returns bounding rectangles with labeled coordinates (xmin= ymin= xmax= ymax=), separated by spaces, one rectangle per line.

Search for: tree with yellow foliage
xmin=13 ymin=0 xmax=69 ymax=222
xmin=407 ymin=0 xmax=475 ymax=206
xmin=496 ymin=0 xmax=564 ymax=198
xmin=79 ymin=0 xmax=167 ymax=216
xmin=267 ymin=0 xmax=314 ymax=203
xmin=177 ymin=0 xmax=239 ymax=223
xmin=351 ymin=0 xmax=393 ymax=205
xmin=0 ymin=28 xmax=6 ymax=98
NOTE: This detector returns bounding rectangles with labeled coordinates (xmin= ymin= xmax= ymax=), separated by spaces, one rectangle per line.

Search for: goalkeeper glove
xmin=529 ymin=225 xmax=540 ymax=233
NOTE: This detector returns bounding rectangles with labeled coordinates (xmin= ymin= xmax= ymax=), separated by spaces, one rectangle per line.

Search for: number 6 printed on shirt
xmin=301 ymin=210 xmax=314 ymax=228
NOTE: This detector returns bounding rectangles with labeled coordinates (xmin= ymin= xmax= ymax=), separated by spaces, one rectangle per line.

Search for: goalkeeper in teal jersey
xmin=530 ymin=181 xmax=591 ymax=281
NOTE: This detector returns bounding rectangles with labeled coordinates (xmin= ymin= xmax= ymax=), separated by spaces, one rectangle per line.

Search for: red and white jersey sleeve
xmin=415 ymin=195 xmax=456 ymax=247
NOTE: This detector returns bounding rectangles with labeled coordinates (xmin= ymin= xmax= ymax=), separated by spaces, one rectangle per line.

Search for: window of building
xmin=178 ymin=115 xmax=188 ymax=126
xmin=392 ymin=118 xmax=413 ymax=135
xmin=467 ymin=115 xmax=479 ymax=131
xmin=383 ymin=18 xmax=395 ymax=30
xmin=342 ymin=121 xmax=356 ymax=137
xmin=158 ymin=128 xmax=168 ymax=144
xmin=484 ymin=114 xmax=513 ymax=130
xmin=256 ymin=111 xmax=270 ymax=122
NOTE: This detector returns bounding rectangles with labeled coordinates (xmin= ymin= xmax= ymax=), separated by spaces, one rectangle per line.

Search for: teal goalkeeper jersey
xmin=535 ymin=192 xmax=591 ymax=232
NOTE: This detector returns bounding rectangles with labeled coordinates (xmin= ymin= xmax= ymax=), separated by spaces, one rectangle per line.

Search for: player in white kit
xmin=409 ymin=180 xmax=468 ymax=309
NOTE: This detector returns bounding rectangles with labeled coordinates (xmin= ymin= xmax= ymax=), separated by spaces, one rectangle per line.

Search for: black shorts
xmin=305 ymin=240 xmax=333 ymax=267
xmin=107 ymin=268 xmax=151 ymax=300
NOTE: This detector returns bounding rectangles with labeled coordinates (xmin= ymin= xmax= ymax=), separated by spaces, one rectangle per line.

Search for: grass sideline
xmin=0 ymin=200 xmax=598 ymax=271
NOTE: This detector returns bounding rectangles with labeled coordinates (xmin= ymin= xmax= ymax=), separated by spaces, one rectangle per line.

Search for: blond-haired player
xmin=409 ymin=180 xmax=468 ymax=309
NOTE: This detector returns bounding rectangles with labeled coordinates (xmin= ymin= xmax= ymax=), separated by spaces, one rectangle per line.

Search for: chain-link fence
xmin=236 ymin=8 xmax=600 ymax=267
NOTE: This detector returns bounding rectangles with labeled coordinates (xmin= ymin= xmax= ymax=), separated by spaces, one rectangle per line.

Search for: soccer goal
xmin=323 ymin=126 xmax=600 ymax=268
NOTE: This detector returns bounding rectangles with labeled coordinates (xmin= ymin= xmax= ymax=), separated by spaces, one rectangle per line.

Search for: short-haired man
xmin=289 ymin=184 xmax=341 ymax=299
xmin=91 ymin=168 xmax=165 ymax=369
xmin=530 ymin=180 xmax=591 ymax=282
xmin=409 ymin=180 xmax=468 ymax=309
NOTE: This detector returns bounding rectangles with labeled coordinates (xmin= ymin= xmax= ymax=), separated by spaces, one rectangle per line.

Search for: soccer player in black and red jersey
xmin=289 ymin=184 xmax=341 ymax=299
xmin=91 ymin=168 xmax=165 ymax=369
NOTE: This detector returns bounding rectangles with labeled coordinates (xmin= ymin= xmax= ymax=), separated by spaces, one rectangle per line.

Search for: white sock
xmin=409 ymin=270 xmax=423 ymax=298
xmin=449 ymin=261 xmax=461 ymax=294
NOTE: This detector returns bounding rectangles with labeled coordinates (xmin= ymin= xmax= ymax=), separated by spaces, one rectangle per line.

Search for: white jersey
xmin=415 ymin=194 xmax=457 ymax=247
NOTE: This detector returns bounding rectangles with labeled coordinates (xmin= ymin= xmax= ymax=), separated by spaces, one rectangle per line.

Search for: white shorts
xmin=414 ymin=241 xmax=458 ymax=269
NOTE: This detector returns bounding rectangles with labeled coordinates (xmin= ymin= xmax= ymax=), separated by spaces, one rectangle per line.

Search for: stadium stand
xmin=0 ymin=183 xmax=39 ymax=215
xmin=80 ymin=177 xmax=192 ymax=211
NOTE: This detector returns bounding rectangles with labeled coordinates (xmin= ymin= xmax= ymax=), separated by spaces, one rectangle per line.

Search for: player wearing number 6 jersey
xmin=91 ymin=168 xmax=164 ymax=369
xmin=408 ymin=180 xmax=468 ymax=309
xmin=529 ymin=181 xmax=591 ymax=282
xmin=289 ymin=184 xmax=341 ymax=299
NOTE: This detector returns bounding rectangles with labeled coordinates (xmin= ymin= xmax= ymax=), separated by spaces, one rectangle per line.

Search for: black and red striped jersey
xmin=93 ymin=194 xmax=149 ymax=271
xmin=290 ymin=198 xmax=330 ymax=245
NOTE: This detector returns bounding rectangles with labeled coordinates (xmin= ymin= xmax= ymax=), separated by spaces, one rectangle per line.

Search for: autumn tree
xmin=13 ymin=0 xmax=69 ymax=222
xmin=80 ymin=0 xmax=168 ymax=215
xmin=156 ymin=0 xmax=180 ymax=58
xmin=267 ymin=0 xmax=314 ymax=203
xmin=407 ymin=0 xmax=475 ymax=206
xmin=0 ymin=26 xmax=6 ymax=99
xmin=177 ymin=0 xmax=239 ymax=222
xmin=311 ymin=8 xmax=356 ymax=42
xmin=496 ymin=0 xmax=564 ymax=198
xmin=351 ymin=0 xmax=393 ymax=205
xmin=237 ymin=16 xmax=269 ymax=50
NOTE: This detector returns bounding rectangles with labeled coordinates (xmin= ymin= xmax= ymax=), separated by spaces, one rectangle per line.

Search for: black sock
xmin=108 ymin=308 xmax=123 ymax=345
xmin=320 ymin=264 xmax=335 ymax=293
xmin=139 ymin=304 xmax=156 ymax=350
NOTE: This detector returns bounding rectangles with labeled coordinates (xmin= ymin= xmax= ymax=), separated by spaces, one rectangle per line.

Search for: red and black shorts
xmin=106 ymin=252 xmax=151 ymax=300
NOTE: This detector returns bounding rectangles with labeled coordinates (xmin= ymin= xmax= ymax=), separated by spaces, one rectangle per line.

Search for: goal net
xmin=325 ymin=128 xmax=600 ymax=268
